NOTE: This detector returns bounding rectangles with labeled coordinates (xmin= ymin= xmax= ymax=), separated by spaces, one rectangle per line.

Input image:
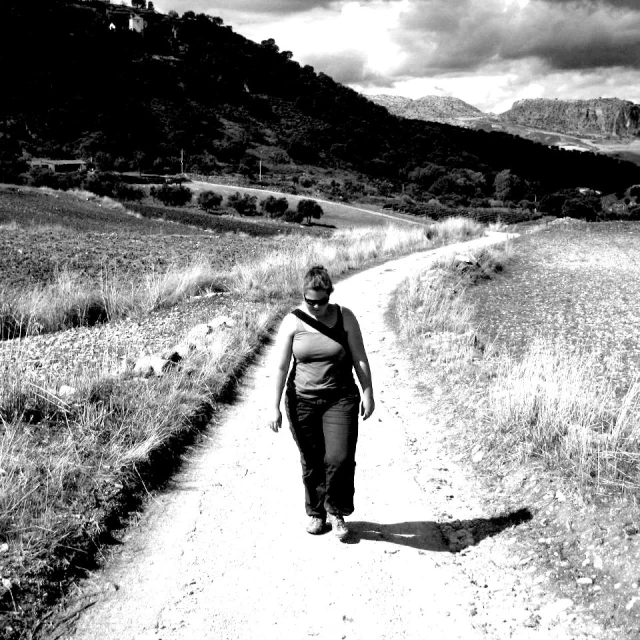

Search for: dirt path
xmin=62 ymin=234 xmax=608 ymax=640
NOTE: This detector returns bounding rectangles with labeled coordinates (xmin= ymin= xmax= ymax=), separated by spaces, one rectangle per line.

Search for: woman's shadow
xmin=343 ymin=507 xmax=533 ymax=552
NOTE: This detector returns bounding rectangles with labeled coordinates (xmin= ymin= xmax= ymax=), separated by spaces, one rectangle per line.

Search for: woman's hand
xmin=267 ymin=407 xmax=283 ymax=433
xmin=360 ymin=394 xmax=375 ymax=421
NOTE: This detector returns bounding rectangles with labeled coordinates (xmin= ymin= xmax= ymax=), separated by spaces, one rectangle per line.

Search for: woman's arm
xmin=342 ymin=307 xmax=375 ymax=420
xmin=267 ymin=314 xmax=296 ymax=432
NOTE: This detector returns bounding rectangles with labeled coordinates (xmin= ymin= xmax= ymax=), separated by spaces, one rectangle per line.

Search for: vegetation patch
xmin=0 ymin=217 xmax=484 ymax=638
xmin=388 ymin=223 xmax=640 ymax=636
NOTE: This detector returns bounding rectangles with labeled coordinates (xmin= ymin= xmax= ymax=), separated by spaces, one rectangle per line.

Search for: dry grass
xmin=389 ymin=243 xmax=510 ymax=374
xmin=228 ymin=223 xmax=466 ymax=300
xmin=485 ymin=339 xmax=640 ymax=494
xmin=0 ymin=257 xmax=228 ymax=338
xmin=390 ymin=232 xmax=640 ymax=497
xmin=0 ymin=217 xmax=487 ymax=637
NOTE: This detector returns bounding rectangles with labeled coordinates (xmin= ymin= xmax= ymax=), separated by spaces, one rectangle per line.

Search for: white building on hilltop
xmin=129 ymin=14 xmax=145 ymax=33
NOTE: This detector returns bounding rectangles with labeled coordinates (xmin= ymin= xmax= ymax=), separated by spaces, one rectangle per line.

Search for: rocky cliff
xmin=367 ymin=94 xmax=484 ymax=125
xmin=501 ymin=98 xmax=640 ymax=139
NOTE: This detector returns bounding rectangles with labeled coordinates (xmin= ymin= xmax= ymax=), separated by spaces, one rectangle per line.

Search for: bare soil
xmin=466 ymin=219 xmax=640 ymax=393
xmin=0 ymin=186 xmax=285 ymax=289
xmin=51 ymin=235 xmax=613 ymax=640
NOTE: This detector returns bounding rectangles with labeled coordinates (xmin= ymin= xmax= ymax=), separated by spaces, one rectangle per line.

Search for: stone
xmin=162 ymin=343 xmax=191 ymax=363
xmin=186 ymin=324 xmax=213 ymax=345
xmin=208 ymin=316 xmax=236 ymax=329
xmin=58 ymin=385 xmax=77 ymax=399
xmin=538 ymin=599 xmax=573 ymax=622
xmin=134 ymin=356 xmax=169 ymax=377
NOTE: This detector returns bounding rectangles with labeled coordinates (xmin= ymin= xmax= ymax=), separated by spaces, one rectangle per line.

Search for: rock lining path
xmin=63 ymin=234 xmax=608 ymax=640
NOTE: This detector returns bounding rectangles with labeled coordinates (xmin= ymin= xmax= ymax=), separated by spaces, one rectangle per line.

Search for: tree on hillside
xmin=562 ymin=194 xmax=601 ymax=221
xmin=297 ymin=199 xmax=324 ymax=224
xmin=260 ymin=195 xmax=289 ymax=218
xmin=197 ymin=190 xmax=223 ymax=212
xmin=494 ymin=169 xmax=526 ymax=203
xmin=227 ymin=192 xmax=258 ymax=215
xmin=539 ymin=190 xmax=573 ymax=216
xmin=150 ymin=184 xmax=192 ymax=206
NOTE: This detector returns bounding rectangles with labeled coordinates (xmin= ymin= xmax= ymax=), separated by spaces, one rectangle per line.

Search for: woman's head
xmin=303 ymin=265 xmax=333 ymax=310
xmin=303 ymin=265 xmax=333 ymax=294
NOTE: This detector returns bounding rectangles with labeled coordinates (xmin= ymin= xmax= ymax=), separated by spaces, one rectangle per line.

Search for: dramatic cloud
xmin=393 ymin=0 xmax=640 ymax=75
xmin=151 ymin=0 xmax=640 ymax=111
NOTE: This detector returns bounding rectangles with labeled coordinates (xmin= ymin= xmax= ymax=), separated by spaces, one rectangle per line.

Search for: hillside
xmin=2 ymin=0 xmax=640 ymax=204
xmin=501 ymin=98 xmax=640 ymax=139
xmin=366 ymin=95 xmax=484 ymax=125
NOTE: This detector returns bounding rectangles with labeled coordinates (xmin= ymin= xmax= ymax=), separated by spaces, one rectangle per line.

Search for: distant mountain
xmin=501 ymin=98 xmax=640 ymax=139
xmin=366 ymin=93 xmax=640 ymax=166
xmin=367 ymin=95 xmax=485 ymax=125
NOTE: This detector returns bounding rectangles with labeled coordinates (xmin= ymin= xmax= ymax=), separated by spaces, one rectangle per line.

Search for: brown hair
xmin=303 ymin=265 xmax=334 ymax=294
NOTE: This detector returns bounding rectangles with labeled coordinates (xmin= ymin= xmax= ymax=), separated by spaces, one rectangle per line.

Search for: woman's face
xmin=303 ymin=288 xmax=330 ymax=315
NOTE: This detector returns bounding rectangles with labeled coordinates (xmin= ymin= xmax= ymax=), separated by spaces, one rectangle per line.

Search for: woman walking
xmin=267 ymin=265 xmax=375 ymax=539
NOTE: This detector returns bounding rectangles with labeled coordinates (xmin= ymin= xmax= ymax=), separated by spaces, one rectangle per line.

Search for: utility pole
xmin=259 ymin=159 xmax=262 ymax=183
xmin=180 ymin=149 xmax=184 ymax=175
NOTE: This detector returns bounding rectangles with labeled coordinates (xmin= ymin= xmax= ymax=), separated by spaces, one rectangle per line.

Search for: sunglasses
xmin=304 ymin=294 xmax=330 ymax=307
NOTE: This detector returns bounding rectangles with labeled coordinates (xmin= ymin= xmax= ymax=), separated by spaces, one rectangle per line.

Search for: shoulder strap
xmin=291 ymin=308 xmax=350 ymax=352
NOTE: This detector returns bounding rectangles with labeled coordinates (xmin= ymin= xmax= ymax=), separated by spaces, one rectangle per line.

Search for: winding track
xmin=63 ymin=233 xmax=606 ymax=640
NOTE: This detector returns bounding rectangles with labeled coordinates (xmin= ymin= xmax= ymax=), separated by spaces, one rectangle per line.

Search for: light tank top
xmin=287 ymin=306 xmax=358 ymax=398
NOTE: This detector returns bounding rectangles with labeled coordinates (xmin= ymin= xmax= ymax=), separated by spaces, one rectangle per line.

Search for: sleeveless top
xmin=287 ymin=305 xmax=358 ymax=398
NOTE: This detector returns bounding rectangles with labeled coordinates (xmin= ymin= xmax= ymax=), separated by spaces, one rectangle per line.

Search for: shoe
xmin=306 ymin=516 xmax=326 ymax=535
xmin=327 ymin=513 xmax=349 ymax=540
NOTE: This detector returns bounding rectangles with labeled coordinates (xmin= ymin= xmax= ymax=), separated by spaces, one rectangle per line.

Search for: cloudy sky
xmin=152 ymin=0 xmax=640 ymax=113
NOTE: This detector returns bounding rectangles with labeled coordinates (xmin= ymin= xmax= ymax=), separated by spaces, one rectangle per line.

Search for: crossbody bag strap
xmin=291 ymin=308 xmax=350 ymax=352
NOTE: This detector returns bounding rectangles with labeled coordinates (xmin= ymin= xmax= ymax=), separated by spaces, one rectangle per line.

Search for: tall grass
xmin=485 ymin=339 xmax=640 ymax=493
xmin=229 ymin=223 xmax=468 ymax=299
xmin=0 ymin=257 xmax=228 ymax=338
xmin=390 ymin=240 xmax=640 ymax=497
xmin=1 ymin=219 xmax=484 ymax=338
xmin=0 ymin=306 xmax=273 ymax=576
xmin=389 ymin=242 xmax=509 ymax=369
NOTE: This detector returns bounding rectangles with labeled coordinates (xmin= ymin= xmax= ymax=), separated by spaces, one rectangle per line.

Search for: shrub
xmin=627 ymin=205 xmax=640 ymax=221
xmin=83 ymin=171 xmax=121 ymax=198
xmin=197 ymin=190 xmax=223 ymax=212
xmin=114 ymin=183 xmax=144 ymax=202
xmin=227 ymin=192 xmax=258 ymax=216
xmin=562 ymin=195 xmax=600 ymax=221
xmin=150 ymin=184 xmax=193 ymax=207
xmin=518 ymin=199 xmax=536 ymax=212
xmin=260 ymin=195 xmax=289 ymax=218
xmin=25 ymin=166 xmax=57 ymax=188
xmin=283 ymin=208 xmax=304 ymax=223
xmin=297 ymin=199 xmax=324 ymax=224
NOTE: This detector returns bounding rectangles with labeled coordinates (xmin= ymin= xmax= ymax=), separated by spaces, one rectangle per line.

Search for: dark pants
xmin=285 ymin=390 xmax=360 ymax=518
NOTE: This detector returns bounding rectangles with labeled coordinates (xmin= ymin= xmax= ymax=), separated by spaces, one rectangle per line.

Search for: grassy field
xmin=186 ymin=180 xmax=427 ymax=229
xmin=2 ymin=184 xmax=407 ymax=338
xmin=465 ymin=220 xmax=640 ymax=393
xmin=0 ymin=197 xmax=483 ymax=638
xmin=388 ymin=221 xmax=640 ymax=634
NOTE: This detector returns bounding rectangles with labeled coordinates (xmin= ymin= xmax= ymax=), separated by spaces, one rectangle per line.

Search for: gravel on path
xmin=59 ymin=234 xmax=610 ymax=640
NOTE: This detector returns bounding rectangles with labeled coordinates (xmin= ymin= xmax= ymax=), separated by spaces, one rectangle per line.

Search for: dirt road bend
xmin=64 ymin=234 xmax=607 ymax=640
